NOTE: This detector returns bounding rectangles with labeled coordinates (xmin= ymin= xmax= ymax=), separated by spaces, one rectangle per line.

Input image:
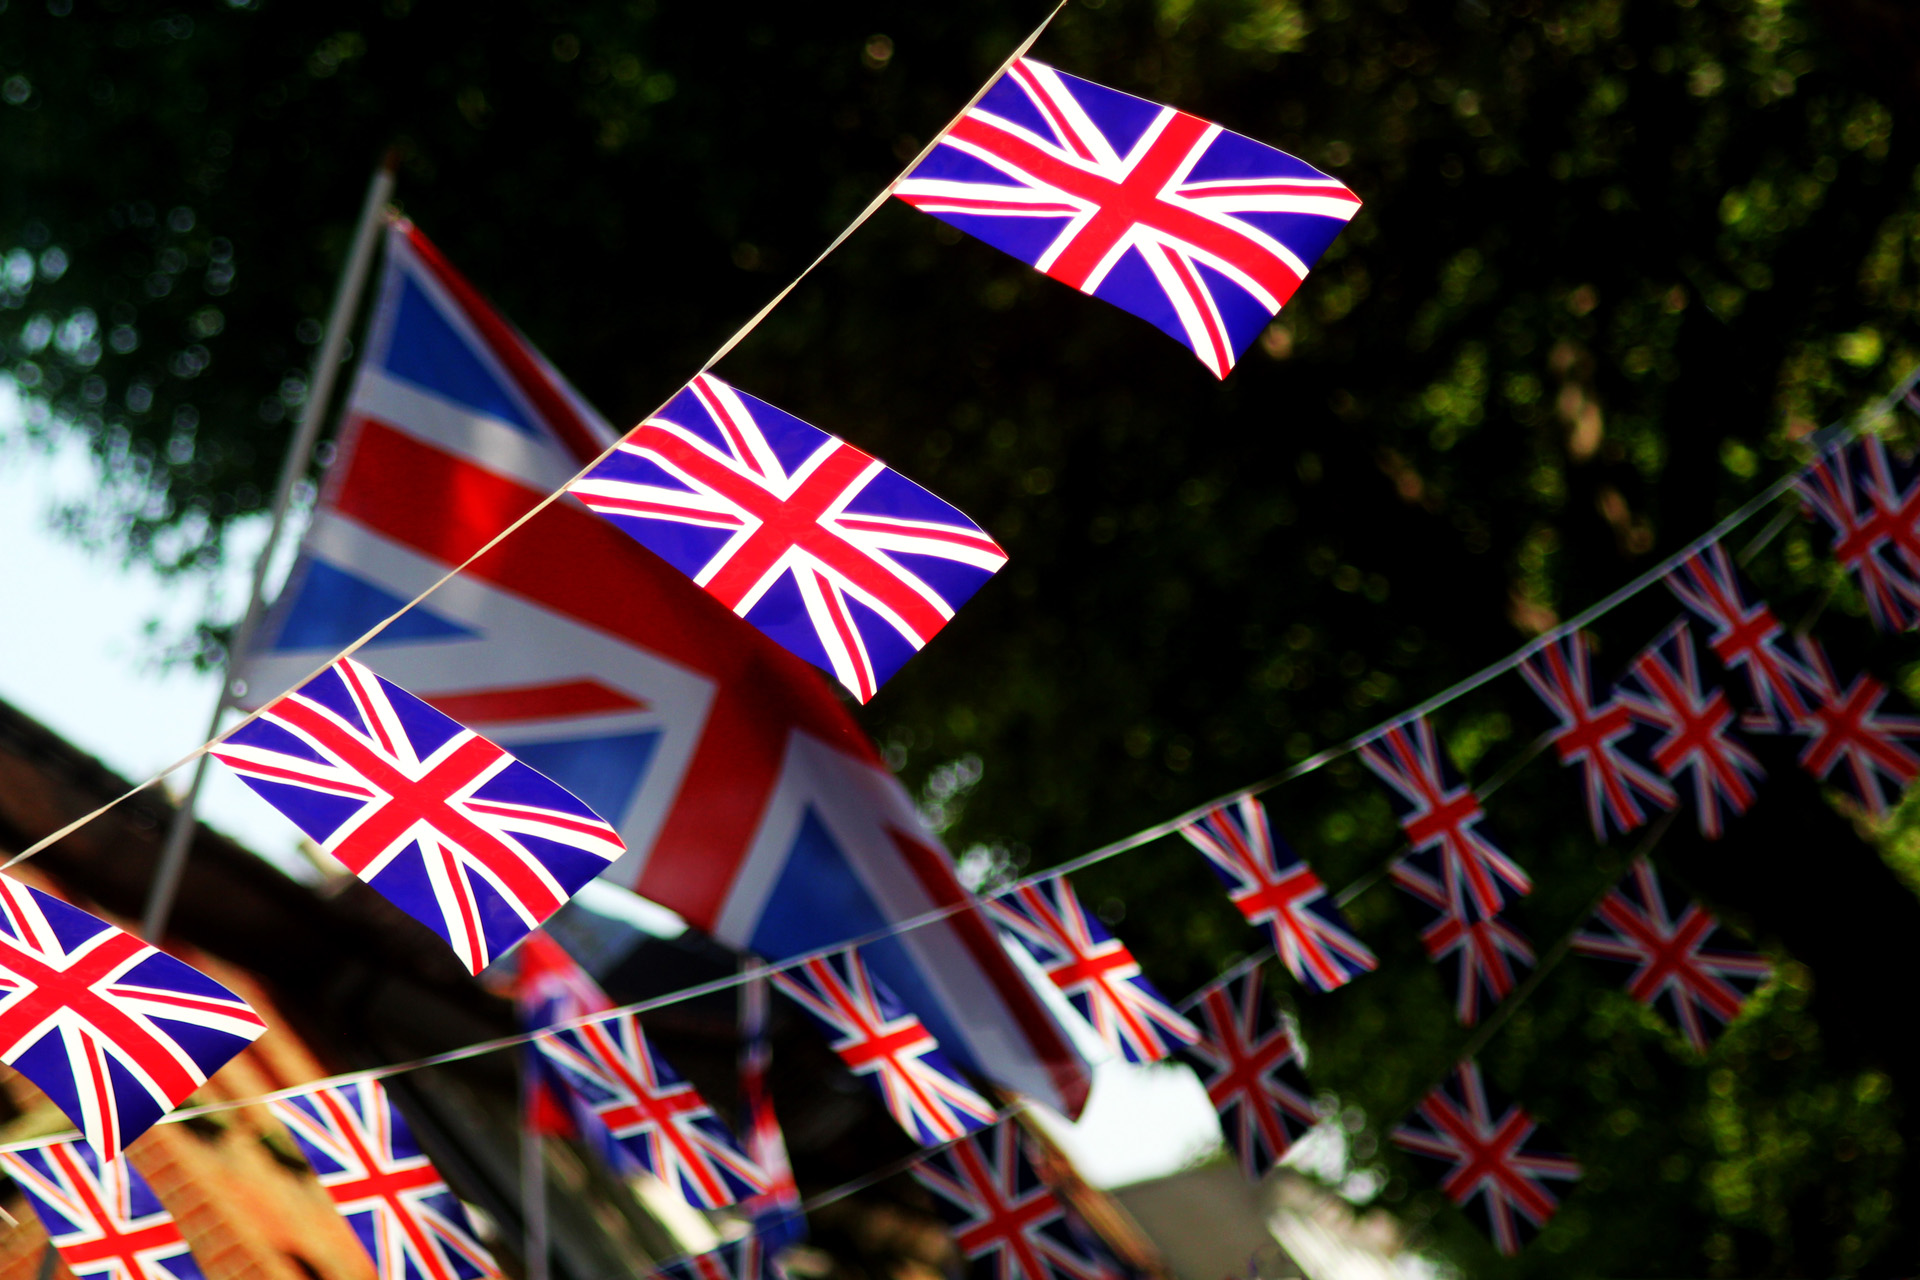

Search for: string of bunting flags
xmin=5 ymin=1 xmax=1920 ymax=1270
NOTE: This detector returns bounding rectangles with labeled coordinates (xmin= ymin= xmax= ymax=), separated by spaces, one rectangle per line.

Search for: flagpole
xmin=140 ymin=152 xmax=398 ymax=941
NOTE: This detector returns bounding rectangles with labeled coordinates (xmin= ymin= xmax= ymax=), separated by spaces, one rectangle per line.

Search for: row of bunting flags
xmin=6 ymin=32 xmax=1920 ymax=1274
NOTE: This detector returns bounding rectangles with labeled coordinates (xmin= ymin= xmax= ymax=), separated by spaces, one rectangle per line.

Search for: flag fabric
xmin=268 ymin=1077 xmax=501 ymax=1280
xmin=1793 ymin=435 xmax=1920 ymax=632
xmin=533 ymin=1010 xmax=766 ymax=1209
xmin=772 ymin=950 xmax=998 ymax=1146
xmin=1572 ymin=860 xmax=1772 ymax=1053
xmin=1789 ymin=636 xmax=1920 ymax=816
xmin=912 ymin=1122 xmax=1126 ymax=1280
xmin=1390 ymin=858 xmax=1534 ymax=1028
xmin=739 ymin=967 xmax=806 ymax=1254
xmin=1177 ymin=965 xmax=1317 ymax=1181
xmin=0 ymin=1140 xmax=203 ymax=1280
xmin=985 ymin=876 xmax=1200 ymax=1063
xmin=568 ymin=373 xmax=1007 ymax=703
xmin=1177 ymin=795 xmax=1376 ymax=992
xmin=1613 ymin=622 xmax=1765 ymax=840
xmin=213 ymin=657 xmax=626 ymax=975
xmin=0 ymin=874 xmax=266 ymax=1159
xmin=1663 ymin=544 xmax=1819 ymax=731
xmin=1390 ymin=1061 xmax=1581 ymax=1257
xmin=656 ymin=1237 xmax=763 ymax=1280
xmin=1358 ymin=717 xmax=1530 ymax=920
xmin=897 ymin=57 xmax=1360 ymax=378
xmin=511 ymin=932 xmax=626 ymax=1172
xmin=1518 ymin=631 xmax=1676 ymax=842
xmin=238 ymin=219 xmax=1090 ymax=1118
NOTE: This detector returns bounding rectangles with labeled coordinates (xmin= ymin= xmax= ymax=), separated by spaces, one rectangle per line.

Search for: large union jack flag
xmin=1572 ymin=860 xmax=1772 ymax=1054
xmin=213 ymin=657 xmax=626 ymax=975
xmin=772 ymin=949 xmax=997 ymax=1146
xmin=898 ymin=58 xmax=1360 ymax=378
xmin=1794 ymin=435 xmax=1920 ymax=633
xmin=1390 ymin=1061 xmax=1581 ymax=1257
xmin=1358 ymin=717 xmax=1530 ymax=920
xmin=0 ymin=1140 xmax=202 ymax=1280
xmin=534 ymin=1009 xmax=766 ymax=1209
xmin=912 ymin=1122 xmax=1125 ymax=1280
xmin=1788 ymin=636 xmax=1920 ymax=816
xmin=0 ymin=875 xmax=265 ymax=1159
xmin=1519 ymin=632 xmax=1676 ymax=842
xmin=268 ymin=1077 xmax=500 ymax=1280
xmin=1613 ymin=622 xmax=1766 ymax=840
xmin=1664 ymin=544 xmax=1820 ymax=732
xmin=1177 ymin=796 xmax=1376 ymax=993
xmin=1390 ymin=857 xmax=1533 ymax=1028
xmin=1177 ymin=965 xmax=1317 ymax=1181
xmin=567 ymin=374 xmax=1006 ymax=702
xmin=985 ymin=876 xmax=1198 ymax=1064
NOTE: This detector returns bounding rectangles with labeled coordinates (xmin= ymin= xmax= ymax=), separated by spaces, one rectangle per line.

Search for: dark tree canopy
xmin=8 ymin=0 xmax=1920 ymax=1273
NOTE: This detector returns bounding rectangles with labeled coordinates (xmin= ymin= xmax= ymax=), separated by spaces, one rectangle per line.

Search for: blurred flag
xmin=0 ymin=1139 xmax=204 ymax=1280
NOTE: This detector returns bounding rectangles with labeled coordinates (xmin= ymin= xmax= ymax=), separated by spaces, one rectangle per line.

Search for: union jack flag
xmin=1358 ymin=717 xmax=1530 ymax=920
xmin=912 ymin=1122 xmax=1126 ymax=1280
xmin=1177 ymin=966 xmax=1317 ymax=1181
xmin=1664 ymin=544 xmax=1820 ymax=731
xmin=1572 ymin=860 xmax=1772 ymax=1054
xmin=1390 ymin=1061 xmax=1581 ymax=1257
xmin=772 ymin=949 xmax=997 ymax=1146
xmin=1518 ymin=632 xmax=1676 ymax=841
xmin=0 ymin=875 xmax=265 ymax=1159
xmin=739 ymin=968 xmax=806 ymax=1253
xmin=1177 ymin=796 xmax=1376 ymax=992
xmin=511 ymin=932 xmax=625 ymax=1170
xmin=985 ymin=876 xmax=1199 ymax=1063
xmin=897 ymin=58 xmax=1360 ymax=378
xmin=1788 ymin=636 xmax=1920 ymax=816
xmin=268 ymin=1077 xmax=501 ymax=1280
xmin=1390 ymin=857 xmax=1533 ymax=1028
xmin=212 ymin=657 xmax=626 ymax=975
xmin=0 ymin=1140 xmax=202 ymax=1280
xmin=1612 ymin=622 xmax=1766 ymax=840
xmin=1794 ymin=435 xmax=1920 ymax=632
xmin=534 ymin=1010 xmax=766 ymax=1209
xmin=568 ymin=374 xmax=1006 ymax=702
xmin=656 ymin=1237 xmax=763 ymax=1280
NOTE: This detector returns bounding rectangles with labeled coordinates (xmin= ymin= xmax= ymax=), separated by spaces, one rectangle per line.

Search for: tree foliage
xmin=7 ymin=0 xmax=1920 ymax=1272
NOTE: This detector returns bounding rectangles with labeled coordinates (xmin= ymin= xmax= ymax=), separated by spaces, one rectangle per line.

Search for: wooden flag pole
xmin=140 ymin=152 xmax=398 ymax=941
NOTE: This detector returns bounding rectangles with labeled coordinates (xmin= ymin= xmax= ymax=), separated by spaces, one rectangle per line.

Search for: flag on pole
xmin=0 ymin=874 xmax=266 ymax=1159
xmin=213 ymin=657 xmax=626 ymax=975
xmin=0 ymin=1140 xmax=204 ymax=1280
xmin=898 ymin=57 xmax=1360 ymax=378
xmin=237 ymin=220 xmax=1090 ymax=1118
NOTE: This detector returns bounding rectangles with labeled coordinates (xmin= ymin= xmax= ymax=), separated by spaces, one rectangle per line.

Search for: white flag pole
xmin=140 ymin=152 xmax=398 ymax=941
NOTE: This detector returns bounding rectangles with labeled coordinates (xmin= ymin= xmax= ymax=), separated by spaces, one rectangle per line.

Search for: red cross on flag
xmin=912 ymin=1122 xmax=1127 ymax=1280
xmin=1177 ymin=965 xmax=1318 ymax=1182
xmin=1519 ymin=631 xmax=1676 ymax=842
xmin=0 ymin=1140 xmax=205 ymax=1280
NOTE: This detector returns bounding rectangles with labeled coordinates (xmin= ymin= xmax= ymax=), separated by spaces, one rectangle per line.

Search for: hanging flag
xmin=985 ymin=877 xmax=1200 ymax=1063
xmin=268 ymin=1077 xmax=501 ymax=1280
xmin=1793 ymin=435 xmax=1920 ymax=632
xmin=213 ymin=657 xmax=626 ymax=975
xmin=1789 ymin=636 xmax=1920 ymax=817
xmin=0 ymin=875 xmax=265 ymax=1159
xmin=238 ymin=220 xmax=1090 ymax=1119
xmin=739 ymin=967 xmax=806 ymax=1255
xmin=912 ymin=1122 xmax=1126 ymax=1280
xmin=0 ymin=1140 xmax=203 ymax=1280
xmin=772 ymin=950 xmax=997 ymax=1146
xmin=1390 ymin=1061 xmax=1580 ymax=1257
xmin=1519 ymin=631 xmax=1676 ymax=842
xmin=1613 ymin=622 xmax=1765 ymax=840
xmin=1390 ymin=858 xmax=1533 ymax=1028
xmin=568 ymin=373 xmax=1006 ymax=703
xmin=656 ymin=1237 xmax=763 ymax=1280
xmin=1572 ymin=860 xmax=1772 ymax=1054
xmin=533 ymin=1010 xmax=766 ymax=1210
xmin=1664 ymin=544 xmax=1820 ymax=731
xmin=1358 ymin=717 xmax=1530 ymax=920
xmin=896 ymin=57 xmax=1360 ymax=378
xmin=511 ymin=932 xmax=626 ymax=1171
xmin=1177 ymin=966 xmax=1317 ymax=1182
xmin=1177 ymin=796 xmax=1376 ymax=994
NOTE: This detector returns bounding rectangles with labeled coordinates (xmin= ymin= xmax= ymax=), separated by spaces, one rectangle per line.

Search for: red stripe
xmin=421 ymin=679 xmax=648 ymax=725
